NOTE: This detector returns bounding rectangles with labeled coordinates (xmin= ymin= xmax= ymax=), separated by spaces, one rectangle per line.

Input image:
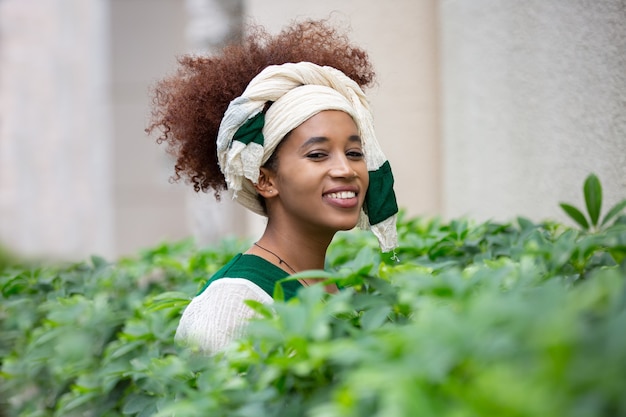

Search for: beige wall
xmin=111 ymin=0 xmax=190 ymax=257
xmin=0 ymin=0 xmax=114 ymax=260
xmin=440 ymin=1 xmax=626 ymax=223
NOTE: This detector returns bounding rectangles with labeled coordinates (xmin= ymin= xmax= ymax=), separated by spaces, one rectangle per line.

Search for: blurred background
xmin=1 ymin=0 xmax=624 ymax=261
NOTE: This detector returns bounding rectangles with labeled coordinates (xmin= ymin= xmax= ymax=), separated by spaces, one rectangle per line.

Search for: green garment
xmin=198 ymin=253 xmax=303 ymax=301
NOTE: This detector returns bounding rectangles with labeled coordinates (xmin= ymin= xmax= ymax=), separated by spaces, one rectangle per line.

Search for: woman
xmin=147 ymin=20 xmax=398 ymax=354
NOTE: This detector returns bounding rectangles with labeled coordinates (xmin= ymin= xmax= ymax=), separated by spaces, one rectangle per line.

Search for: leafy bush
xmin=1 ymin=174 xmax=625 ymax=417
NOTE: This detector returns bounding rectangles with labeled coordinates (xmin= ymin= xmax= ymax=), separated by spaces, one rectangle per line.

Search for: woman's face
xmin=265 ymin=110 xmax=369 ymax=234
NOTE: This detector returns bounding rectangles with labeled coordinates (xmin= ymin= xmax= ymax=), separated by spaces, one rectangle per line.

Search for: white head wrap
xmin=216 ymin=62 xmax=398 ymax=252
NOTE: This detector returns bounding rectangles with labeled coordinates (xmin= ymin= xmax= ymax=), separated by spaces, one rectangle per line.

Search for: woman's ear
xmin=255 ymin=167 xmax=278 ymax=198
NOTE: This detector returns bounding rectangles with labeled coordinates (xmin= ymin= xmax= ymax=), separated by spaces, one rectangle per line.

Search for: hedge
xmin=1 ymin=174 xmax=625 ymax=417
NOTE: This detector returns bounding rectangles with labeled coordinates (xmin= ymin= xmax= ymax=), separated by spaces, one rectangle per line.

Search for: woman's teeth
xmin=326 ymin=191 xmax=356 ymax=199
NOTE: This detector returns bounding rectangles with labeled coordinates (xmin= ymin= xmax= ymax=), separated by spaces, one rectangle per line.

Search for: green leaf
xmin=288 ymin=269 xmax=335 ymax=280
xmin=517 ymin=216 xmax=535 ymax=231
xmin=584 ymin=173 xmax=602 ymax=227
xmin=57 ymin=391 xmax=99 ymax=413
xmin=273 ymin=281 xmax=285 ymax=302
xmin=123 ymin=394 xmax=155 ymax=414
xmin=360 ymin=305 xmax=392 ymax=331
xmin=244 ymin=300 xmax=274 ymax=319
xmin=90 ymin=255 xmax=109 ymax=269
xmin=559 ymin=203 xmax=589 ymax=230
xmin=109 ymin=340 xmax=144 ymax=359
xmin=145 ymin=291 xmax=191 ymax=312
xmin=601 ymin=198 xmax=626 ymax=226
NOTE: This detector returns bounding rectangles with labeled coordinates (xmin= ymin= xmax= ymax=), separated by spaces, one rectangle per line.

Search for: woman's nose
xmin=329 ymin=155 xmax=356 ymax=178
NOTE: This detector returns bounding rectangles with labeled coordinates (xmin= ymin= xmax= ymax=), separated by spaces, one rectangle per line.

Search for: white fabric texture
xmin=175 ymin=278 xmax=273 ymax=354
xmin=216 ymin=62 xmax=398 ymax=252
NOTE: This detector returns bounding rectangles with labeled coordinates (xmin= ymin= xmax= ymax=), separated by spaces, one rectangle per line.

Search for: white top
xmin=175 ymin=278 xmax=273 ymax=354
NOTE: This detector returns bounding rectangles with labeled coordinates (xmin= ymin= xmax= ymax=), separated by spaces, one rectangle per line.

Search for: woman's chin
xmin=334 ymin=218 xmax=361 ymax=232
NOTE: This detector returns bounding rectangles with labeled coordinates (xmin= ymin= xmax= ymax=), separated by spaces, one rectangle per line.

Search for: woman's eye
xmin=306 ymin=152 xmax=327 ymax=160
xmin=347 ymin=150 xmax=364 ymax=159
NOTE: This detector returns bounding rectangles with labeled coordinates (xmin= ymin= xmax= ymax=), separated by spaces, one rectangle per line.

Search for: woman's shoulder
xmin=176 ymin=277 xmax=272 ymax=354
xmin=193 ymin=277 xmax=274 ymax=305
xmin=198 ymin=253 xmax=301 ymax=299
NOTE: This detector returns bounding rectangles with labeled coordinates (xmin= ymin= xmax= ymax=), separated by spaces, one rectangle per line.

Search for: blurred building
xmin=1 ymin=0 xmax=625 ymax=261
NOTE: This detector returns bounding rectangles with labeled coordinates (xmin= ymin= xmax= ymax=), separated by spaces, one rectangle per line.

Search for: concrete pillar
xmin=183 ymin=0 xmax=249 ymax=245
xmin=0 ymin=0 xmax=113 ymax=260
xmin=110 ymin=0 xmax=191 ymax=257
xmin=440 ymin=1 xmax=626 ymax=222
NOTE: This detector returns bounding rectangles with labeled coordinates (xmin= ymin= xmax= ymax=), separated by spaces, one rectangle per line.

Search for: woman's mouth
xmin=323 ymin=190 xmax=359 ymax=208
xmin=325 ymin=191 xmax=356 ymax=199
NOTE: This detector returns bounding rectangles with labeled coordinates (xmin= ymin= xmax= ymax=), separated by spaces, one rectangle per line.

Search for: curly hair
xmin=146 ymin=19 xmax=376 ymax=197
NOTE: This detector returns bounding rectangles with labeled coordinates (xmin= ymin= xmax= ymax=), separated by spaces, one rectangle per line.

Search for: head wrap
xmin=216 ymin=62 xmax=398 ymax=252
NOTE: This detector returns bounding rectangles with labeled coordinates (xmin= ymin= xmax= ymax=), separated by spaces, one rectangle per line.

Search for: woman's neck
xmin=250 ymin=225 xmax=338 ymax=293
xmin=254 ymin=227 xmax=330 ymax=273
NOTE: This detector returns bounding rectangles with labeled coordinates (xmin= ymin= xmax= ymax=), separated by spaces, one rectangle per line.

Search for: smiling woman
xmin=264 ymin=111 xmax=369 ymax=238
xmin=146 ymin=20 xmax=398 ymax=354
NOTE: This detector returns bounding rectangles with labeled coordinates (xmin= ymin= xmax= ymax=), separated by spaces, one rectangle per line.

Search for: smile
xmin=325 ymin=191 xmax=356 ymax=199
xmin=323 ymin=189 xmax=360 ymax=209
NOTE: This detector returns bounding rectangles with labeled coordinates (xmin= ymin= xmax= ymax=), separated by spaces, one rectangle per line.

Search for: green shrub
xmin=1 ymin=174 xmax=625 ymax=417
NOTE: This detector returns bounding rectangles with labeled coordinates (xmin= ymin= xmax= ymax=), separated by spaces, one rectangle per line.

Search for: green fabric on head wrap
xmin=232 ymin=112 xmax=265 ymax=146
xmin=365 ymin=161 xmax=398 ymax=225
